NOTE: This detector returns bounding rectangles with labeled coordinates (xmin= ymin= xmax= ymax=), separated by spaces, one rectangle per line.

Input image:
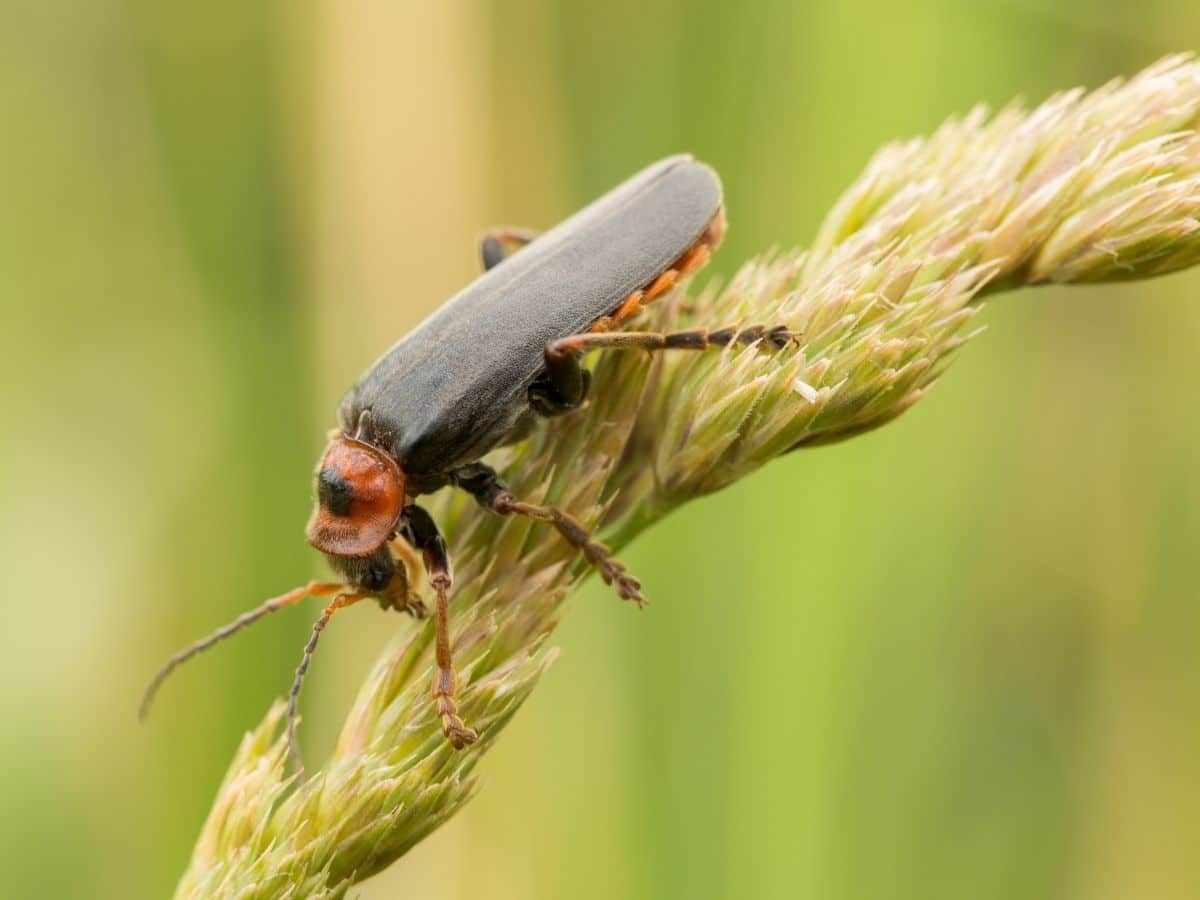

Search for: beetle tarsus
xmin=431 ymin=578 xmax=479 ymax=749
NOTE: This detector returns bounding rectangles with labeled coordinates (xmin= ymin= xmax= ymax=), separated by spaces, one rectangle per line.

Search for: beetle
xmin=140 ymin=155 xmax=796 ymax=764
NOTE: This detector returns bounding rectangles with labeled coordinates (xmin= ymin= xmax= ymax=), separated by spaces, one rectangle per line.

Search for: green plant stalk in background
xmin=176 ymin=55 xmax=1200 ymax=897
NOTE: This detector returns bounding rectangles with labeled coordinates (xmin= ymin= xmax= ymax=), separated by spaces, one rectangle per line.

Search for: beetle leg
xmin=402 ymin=504 xmax=479 ymax=750
xmin=529 ymin=352 xmax=591 ymax=417
xmin=530 ymin=324 xmax=795 ymax=417
xmin=450 ymin=463 xmax=646 ymax=607
xmin=384 ymin=538 xmax=428 ymax=618
xmin=479 ymin=226 xmax=538 ymax=271
xmin=549 ymin=322 xmax=798 ymax=359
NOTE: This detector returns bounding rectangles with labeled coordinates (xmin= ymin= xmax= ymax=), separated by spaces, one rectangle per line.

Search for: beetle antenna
xmin=285 ymin=591 xmax=370 ymax=774
xmin=139 ymin=580 xmax=344 ymax=722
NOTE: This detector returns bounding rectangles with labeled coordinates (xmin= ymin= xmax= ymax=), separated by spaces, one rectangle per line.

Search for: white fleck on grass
xmin=793 ymin=378 xmax=820 ymax=403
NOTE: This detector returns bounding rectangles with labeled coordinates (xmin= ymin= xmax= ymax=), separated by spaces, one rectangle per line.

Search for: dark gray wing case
xmin=340 ymin=155 xmax=722 ymax=477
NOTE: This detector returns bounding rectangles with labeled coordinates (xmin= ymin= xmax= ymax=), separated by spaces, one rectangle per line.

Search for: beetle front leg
xmin=401 ymin=504 xmax=479 ymax=749
xmin=450 ymin=463 xmax=645 ymax=606
xmin=479 ymin=226 xmax=538 ymax=271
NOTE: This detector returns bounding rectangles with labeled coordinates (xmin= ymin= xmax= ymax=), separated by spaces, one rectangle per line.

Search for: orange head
xmin=305 ymin=435 xmax=406 ymax=557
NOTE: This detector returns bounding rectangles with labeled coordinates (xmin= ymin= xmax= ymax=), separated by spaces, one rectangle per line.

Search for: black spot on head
xmin=318 ymin=467 xmax=354 ymax=517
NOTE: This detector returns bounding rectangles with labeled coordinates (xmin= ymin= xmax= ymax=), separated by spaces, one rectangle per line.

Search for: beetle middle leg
xmin=402 ymin=503 xmax=479 ymax=749
xmin=451 ymin=462 xmax=645 ymax=606
xmin=480 ymin=226 xmax=538 ymax=271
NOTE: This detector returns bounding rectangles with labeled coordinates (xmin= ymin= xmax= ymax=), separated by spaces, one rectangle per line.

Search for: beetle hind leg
xmin=548 ymin=322 xmax=798 ymax=365
xmin=450 ymin=463 xmax=645 ymax=606
xmin=531 ymin=323 xmax=795 ymax=421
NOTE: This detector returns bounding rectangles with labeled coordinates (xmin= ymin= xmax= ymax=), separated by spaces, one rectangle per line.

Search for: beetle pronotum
xmin=141 ymin=156 xmax=797 ymax=766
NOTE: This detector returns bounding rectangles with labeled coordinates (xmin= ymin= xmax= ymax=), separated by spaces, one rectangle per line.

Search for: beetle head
xmin=305 ymin=435 xmax=406 ymax=557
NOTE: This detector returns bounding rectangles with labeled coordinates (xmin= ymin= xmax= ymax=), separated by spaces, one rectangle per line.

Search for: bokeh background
xmin=3 ymin=1 xmax=1199 ymax=897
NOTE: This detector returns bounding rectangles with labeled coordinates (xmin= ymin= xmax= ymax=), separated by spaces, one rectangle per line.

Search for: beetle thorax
xmin=305 ymin=435 xmax=406 ymax=559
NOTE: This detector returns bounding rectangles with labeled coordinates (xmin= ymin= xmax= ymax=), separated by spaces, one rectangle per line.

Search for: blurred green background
xmin=3 ymin=1 xmax=1199 ymax=897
